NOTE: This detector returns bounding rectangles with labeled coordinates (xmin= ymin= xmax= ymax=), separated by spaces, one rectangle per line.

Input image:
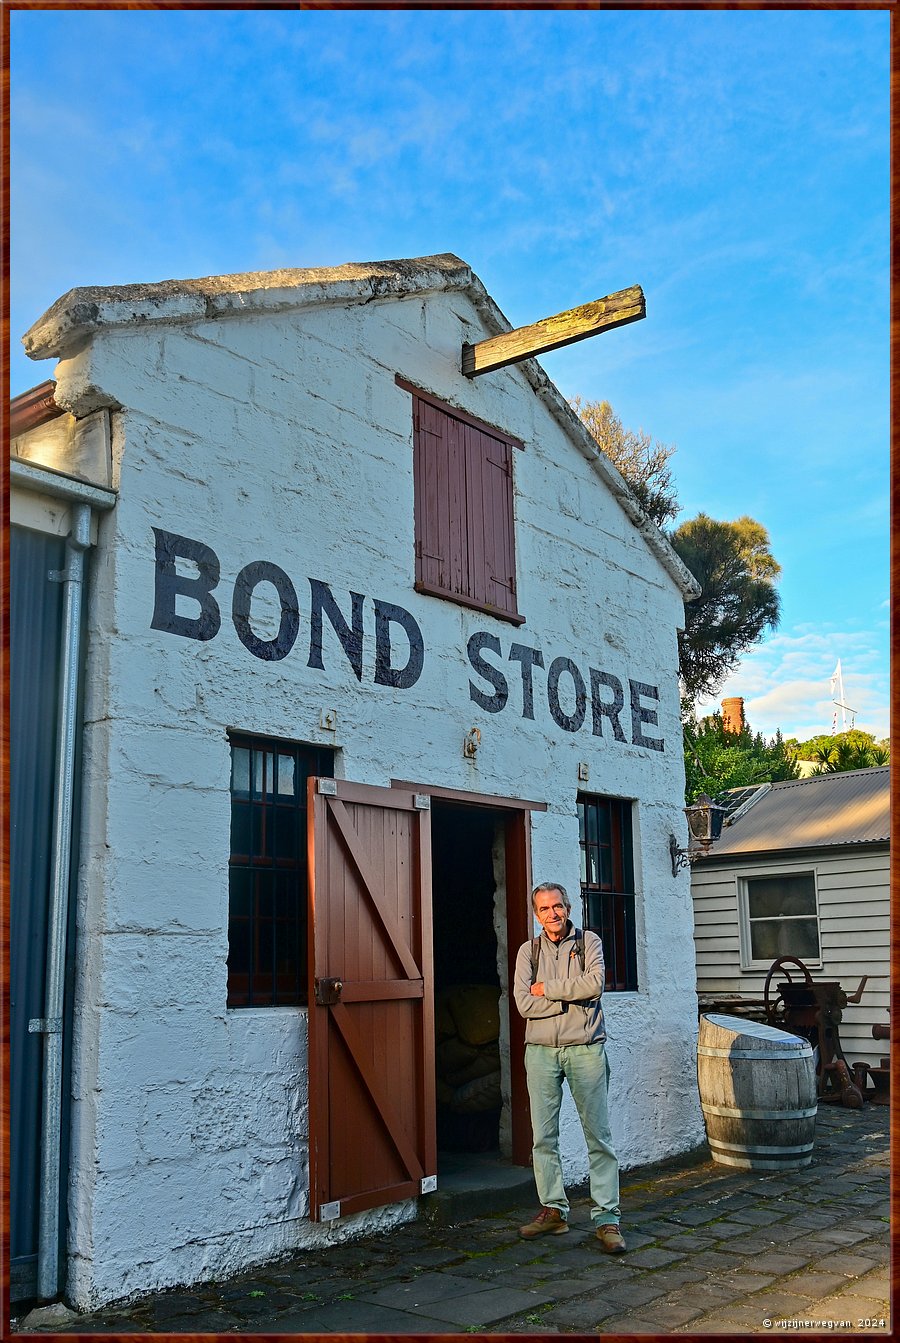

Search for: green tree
xmin=570 ymin=397 xmax=679 ymax=528
xmin=669 ymin=514 xmax=782 ymax=709
xmin=573 ymin=400 xmax=783 ymax=709
xmin=786 ymin=729 xmax=888 ymax=764
xmin=809 ymin=737 xmax=890 ymax=774
xmin=683 ymin=713 xmax=799 ymax=804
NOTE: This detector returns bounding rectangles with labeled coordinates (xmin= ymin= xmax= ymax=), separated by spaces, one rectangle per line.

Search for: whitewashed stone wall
xmin=49 ymin=281 xmax=704 ymax=1308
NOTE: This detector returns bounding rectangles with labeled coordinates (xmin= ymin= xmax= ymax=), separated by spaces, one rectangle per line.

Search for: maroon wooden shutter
xmin=479 ymin=428 xmax=517 ymax=616
xmin=413 ymin=397 xmax=453 ymax=595
xmin=411 ymin=391 xmax=522 ymax=624
xmin=307 ymin=779 xmax=436 ymax=1221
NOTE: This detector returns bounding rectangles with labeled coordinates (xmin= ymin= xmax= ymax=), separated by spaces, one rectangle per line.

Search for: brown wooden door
xmin=307 ymin=779 xmax=436 ymax=1221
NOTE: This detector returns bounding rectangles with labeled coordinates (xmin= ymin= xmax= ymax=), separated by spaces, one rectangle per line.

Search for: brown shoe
xmin=519 ymin=1207 xmax=570 ymax=1239
xmin=595 ymin=1223 xmax=626 ymax=1253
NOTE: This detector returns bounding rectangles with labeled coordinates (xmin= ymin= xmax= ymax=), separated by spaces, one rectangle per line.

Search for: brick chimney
xmin=721 ymin=697 xmax=745 ymax=735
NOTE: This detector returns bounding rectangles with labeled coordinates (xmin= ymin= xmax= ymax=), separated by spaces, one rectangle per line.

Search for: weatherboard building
xmin=11 ymin=254 xmax=703 ymax=1309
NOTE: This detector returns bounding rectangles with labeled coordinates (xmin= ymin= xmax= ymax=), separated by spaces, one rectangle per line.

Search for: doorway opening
xmin=431 ymin=802 xmax=510 ymax=1166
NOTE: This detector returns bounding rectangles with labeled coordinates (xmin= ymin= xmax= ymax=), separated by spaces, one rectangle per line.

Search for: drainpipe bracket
xmin=29 ymin=1018 xmax=62 ymax=1034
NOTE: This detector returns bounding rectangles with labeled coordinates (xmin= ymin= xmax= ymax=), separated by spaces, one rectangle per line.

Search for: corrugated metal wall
xmin=10 ymin=525 xmax=68 ymax=1301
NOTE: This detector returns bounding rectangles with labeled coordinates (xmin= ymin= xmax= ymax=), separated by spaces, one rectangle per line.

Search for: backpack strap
xmin=531 ymin=927 xmax=586 ymax=981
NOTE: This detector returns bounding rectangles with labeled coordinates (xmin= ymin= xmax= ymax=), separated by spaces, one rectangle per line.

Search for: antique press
xmin=764 ymin=955 xmax=868 ymax=1108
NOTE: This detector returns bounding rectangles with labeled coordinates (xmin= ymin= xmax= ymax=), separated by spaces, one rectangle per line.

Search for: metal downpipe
xmin=36 ymin=502 xmax=91 ymax=1301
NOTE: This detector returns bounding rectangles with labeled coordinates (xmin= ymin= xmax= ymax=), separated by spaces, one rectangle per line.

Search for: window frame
xmin=397 ymin=376 xmax=525 ymax=626
xmin=226 ymin=732 xmax=334 ymax=1009
xmin=577 ymin=792 xmax=638 ymax=992
xmin=737 ymin=864 xmax=823 ymax=971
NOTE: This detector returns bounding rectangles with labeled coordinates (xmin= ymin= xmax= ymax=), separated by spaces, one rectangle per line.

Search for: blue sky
xmin=9 ymin=7 xmax=890 ymax=742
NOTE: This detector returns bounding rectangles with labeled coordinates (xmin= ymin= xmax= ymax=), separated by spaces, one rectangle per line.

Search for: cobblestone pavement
xmin=15 ymin=1104 xmax=890 ymax=1336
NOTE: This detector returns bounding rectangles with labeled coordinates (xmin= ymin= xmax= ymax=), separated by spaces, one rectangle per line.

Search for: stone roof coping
xmin=22 ymin=254 xmax=476 ymax=359
xmin=21 ymin=252 xmax=701 ymax=602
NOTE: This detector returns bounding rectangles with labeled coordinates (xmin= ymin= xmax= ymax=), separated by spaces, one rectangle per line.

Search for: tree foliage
xmin=683 ymin=712 xmax=799 ymax=804
xmin=670 ymin=514 xmax=781 ymax=708
xmin=807 ymin=737 xmax=890 ymax=773
xmin=570 ymin=397 xmax=679 ymax=528
xmin=785 ymin=729 xmax=888 ymax=763
xmin=572 ymin=398 xmax=783 ymax=709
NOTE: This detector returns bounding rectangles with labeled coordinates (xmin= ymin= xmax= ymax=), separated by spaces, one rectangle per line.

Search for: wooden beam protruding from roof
xmin=462 ymin=284 xmax=645 ymax=378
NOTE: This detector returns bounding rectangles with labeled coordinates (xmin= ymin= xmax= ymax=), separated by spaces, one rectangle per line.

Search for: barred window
xmin=227 ymin=735 xmax=334 ymax=1007
xmin=577 ymin=793 xmax=637 ymax=991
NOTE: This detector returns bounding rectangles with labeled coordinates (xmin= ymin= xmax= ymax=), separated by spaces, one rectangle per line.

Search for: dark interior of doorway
xmin=431 ymin=803 xmax=502 ymax=1159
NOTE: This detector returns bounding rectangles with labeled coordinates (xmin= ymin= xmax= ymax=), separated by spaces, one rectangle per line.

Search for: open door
xmin=307 ymin=779 xmax=436 ymax=1221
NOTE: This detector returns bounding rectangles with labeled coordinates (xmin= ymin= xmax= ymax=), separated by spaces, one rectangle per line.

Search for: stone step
xmin=421 ymin=1152 xmax=535 ymax=1224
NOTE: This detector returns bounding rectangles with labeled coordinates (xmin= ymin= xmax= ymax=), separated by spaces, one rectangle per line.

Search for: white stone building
xmin=12 ymin=254 xmax=704 ymax=1310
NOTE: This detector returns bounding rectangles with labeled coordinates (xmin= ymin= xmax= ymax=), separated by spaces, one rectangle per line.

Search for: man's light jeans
xmin=525 ymin=1040 xmax=621 ymax=1225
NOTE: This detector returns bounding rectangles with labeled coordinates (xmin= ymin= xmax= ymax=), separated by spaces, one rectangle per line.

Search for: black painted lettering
xmin=630 ymin=679 xmax=665 ymax=751
xmin=232 ymin=561 xmax=299 ymax=661
xmin=508 ymin=644 xmax=545 ymax=719
xmin=590 ymin=669 xmax=627 ymax=742
xmin=151 ymin=527 xmax=221 ymax=641
xmin=307 ymin=579 xmax=364 ymax=681
xmin=547 ymin=656 xmax=587 ymax=732
xmin=374 ymin=599 xmax=425 ymax=689
xmin=466 ymin=632 xmax=509 ymax=713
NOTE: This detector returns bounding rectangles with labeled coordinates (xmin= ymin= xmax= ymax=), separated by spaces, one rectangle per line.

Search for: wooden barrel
xmin=697 ymin=1013 xmax=817 ymax=1170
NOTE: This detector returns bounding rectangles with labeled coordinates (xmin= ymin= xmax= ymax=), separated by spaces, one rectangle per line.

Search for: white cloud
xmin=695 ymin=621 xmax=889 ymax=741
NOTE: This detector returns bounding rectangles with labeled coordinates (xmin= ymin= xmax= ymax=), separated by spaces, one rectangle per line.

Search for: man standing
xmin=513 ymin=881 xmax=625 ymax=1252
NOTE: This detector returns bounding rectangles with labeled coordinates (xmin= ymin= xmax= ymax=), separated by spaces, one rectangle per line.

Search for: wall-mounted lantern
xmin=670 ymin=794 xmax=726 ymax=875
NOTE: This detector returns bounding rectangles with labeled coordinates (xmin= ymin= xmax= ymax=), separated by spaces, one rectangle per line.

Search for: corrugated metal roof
xmin=700 ymin=767 xmax=890 ymax=859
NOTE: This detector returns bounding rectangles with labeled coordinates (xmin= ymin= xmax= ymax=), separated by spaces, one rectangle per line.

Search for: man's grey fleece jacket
xmin=513 ymin=923 xmax=607 ymax=1047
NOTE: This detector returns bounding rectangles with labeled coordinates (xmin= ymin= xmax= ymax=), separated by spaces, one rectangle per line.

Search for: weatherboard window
xmin=740 ymin=871 xmax=821 ymax=968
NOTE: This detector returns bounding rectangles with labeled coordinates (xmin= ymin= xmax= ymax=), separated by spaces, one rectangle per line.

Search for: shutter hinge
xmin=414 ymin=794 xmax=430 ymax=810
xmin=420 ymin=1174 xmax=438 ymax=1194
xmin=320 ymin=1200 xmax=341 ymax=1221
xmin=318 ymin=779 xmax=338 ymax=796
